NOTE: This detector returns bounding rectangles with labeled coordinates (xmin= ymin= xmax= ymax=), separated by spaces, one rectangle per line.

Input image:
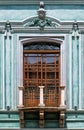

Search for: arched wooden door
xmin=23 ymin=42 xmax=60 ymax=108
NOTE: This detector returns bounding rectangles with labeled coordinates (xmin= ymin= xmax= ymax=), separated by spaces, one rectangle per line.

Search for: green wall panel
xmin=44 ymin=120 xmax=59 ymax=128
xmin=24 ymin=120 xmax=39 ymax=128
xmin=66 ymin=34 xmax=70 ymax=109
xmin=0 ymin=5 xmax=84 ymax=21
xmin=0 ymin=111 xmax=20 ymax=128
xmin=72 ymin=35 xmax=79 ymax=109
xmin=65 ymin=111 xmax=84 ymax=129
xmin=13 ymin=34 xmax=18 ymax=110
xmin=5 ymin=36 xmax=11 ymax=108
xmin=0 ymin=34 xmax=3 ymax=109
xmin=81 ymin=34 xmax=84 ymax=109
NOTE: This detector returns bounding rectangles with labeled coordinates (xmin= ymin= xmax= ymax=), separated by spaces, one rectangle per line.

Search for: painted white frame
xmin=17 ymin=34 xmax=67 ymax=106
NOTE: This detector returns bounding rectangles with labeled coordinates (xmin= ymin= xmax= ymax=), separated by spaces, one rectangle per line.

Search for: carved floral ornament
xmin=24 ymin=1 xmax=60 ymax=29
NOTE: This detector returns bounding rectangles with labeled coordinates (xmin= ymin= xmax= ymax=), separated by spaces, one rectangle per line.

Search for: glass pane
xmin=42 ymin=55 xmax=46 ymax=64
xmin=46 ymin=54 xmax=55 ymax=56
xmin=29 ymin=72 xmax=37 ymax=79
xmin=47 ymin=72 xmax=55 ymax=79
xmin=28 ymin=57 xmax=37 ymax=64
xmin=29 ymin=54 xmax=37 ymax=56
xmin=46 ymin=57 xmax=54 ymax=64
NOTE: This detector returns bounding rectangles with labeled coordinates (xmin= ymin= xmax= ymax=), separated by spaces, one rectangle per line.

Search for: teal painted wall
xmin=66 ymin=34 xmax=70 ymax=109
xmin=0 ymin=5 xmax=83 ymax=21
xmin=0 ymin=3 xmax=84 ymax=129
xmin=13 ymin=34 xmax=18 ymax=110
xmin=0 ymin=111 xmax=20 ymax=128
xmin=81 ymin=34 xmax=84 ymax=109
xmin=65 ymin=111 xmax=84 ymax=129
xmin=0 ymin=34 xmax=3 ymax=109
xmin=72 ymin=34 xmax=79 ymax=109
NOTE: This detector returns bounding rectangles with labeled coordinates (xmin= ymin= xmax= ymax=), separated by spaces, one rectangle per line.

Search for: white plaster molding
xmin=2 ymin=34 xmax=5 ymax=110
xmin=17 ymin=34 xmax=66 ymax=108
xmin=11 ymin=34 xmax=14 ymax=110
xmin=69 ymin=34 xmax=73 ymax=109
xmin=79 ymin=34 xmax=82 ymax=109
xmin=60 ymin=38 xmax=66 ymax=86
xmin=17 ymin=37 xmax=23 ymax=87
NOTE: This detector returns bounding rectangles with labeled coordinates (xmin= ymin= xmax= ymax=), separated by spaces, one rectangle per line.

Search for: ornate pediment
xmin=23 ymin=17 xmax=60 ymax=29
xmin=23 ymin=2 xmax=61 ymax=29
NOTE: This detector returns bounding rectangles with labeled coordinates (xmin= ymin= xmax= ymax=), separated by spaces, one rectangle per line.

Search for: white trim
xmin=20 ymin=43 xmax=23 ymax=86
xmin=69 ymin=34 xmax=72 ymax=109
xmin=17 ymin=38 xmax=22 ymax=86
xmin=79 ymin=34 xmax=82 ymax=109
xmin=16 ymin=34 xmax=66 ymax=107
xmin=11 ymin=35 xmax=14 ymax=110
xmin=2 ymin=34 xmax=5 ymax=110
xmin=17 ymin=34 xmax=66 ymax=37
xmin=17 ymin=36 xmax=24 ymax=107
xmin=60 ymin=39 xmax=66 ymax=86
xmin=17 ymin=37 xmax=21 ymax=106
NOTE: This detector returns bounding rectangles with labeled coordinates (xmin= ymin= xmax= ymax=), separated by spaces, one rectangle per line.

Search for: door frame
xmin=23 ymin=48 xmax=61 ymax=107
xmin=17 ymin=35 xmax=66 ymax=106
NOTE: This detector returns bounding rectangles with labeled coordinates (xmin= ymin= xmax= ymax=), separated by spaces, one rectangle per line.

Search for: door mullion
xmin=41 ymin=54 xmax=43 ymax=86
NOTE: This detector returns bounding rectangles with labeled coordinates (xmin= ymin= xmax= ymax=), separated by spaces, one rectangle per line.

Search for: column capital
xmin=39 ymin=86 xmax=45 ymax=89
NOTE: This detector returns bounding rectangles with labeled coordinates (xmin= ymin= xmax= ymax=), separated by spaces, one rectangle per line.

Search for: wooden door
xmin=23 ymin=43 xmax=60 ymax=107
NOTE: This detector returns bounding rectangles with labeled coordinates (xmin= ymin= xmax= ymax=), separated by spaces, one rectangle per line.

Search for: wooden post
xmin=39 ymin=109 xmax=44 ymax=128
xmin=20 ymin=110 xmax=24 ymax=128
xmin=59 ymin=111 xmax=65 ymax=128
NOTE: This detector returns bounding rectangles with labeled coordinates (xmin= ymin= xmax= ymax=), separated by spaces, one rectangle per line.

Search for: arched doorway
xmin=18 ymin=37 xmax=66 ymax=128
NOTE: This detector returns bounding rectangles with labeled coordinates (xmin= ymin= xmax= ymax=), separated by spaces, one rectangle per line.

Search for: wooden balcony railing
xmin=18 ymin=86 xmax=65 ymax=108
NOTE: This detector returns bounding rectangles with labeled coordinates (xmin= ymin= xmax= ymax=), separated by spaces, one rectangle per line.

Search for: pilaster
xmin=72 ymin=32 xmax=79 ymax=109
xmin=5 ymin=34 xmax=11 ymax=108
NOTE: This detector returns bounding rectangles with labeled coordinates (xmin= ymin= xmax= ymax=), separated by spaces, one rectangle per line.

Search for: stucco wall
xmin=0 ymin=3 xmax=84 ymax=128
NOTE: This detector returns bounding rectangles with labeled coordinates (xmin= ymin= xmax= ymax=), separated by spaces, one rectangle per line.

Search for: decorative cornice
xmin=0 ymin=18 xmax=84 ymax=33
xmin=0 ymin=0 xmax=84 ymax=5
